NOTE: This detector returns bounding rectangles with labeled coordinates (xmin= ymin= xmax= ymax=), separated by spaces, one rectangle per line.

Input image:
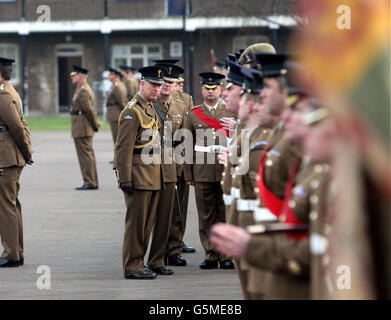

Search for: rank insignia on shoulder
xmin=123 ymin=115 xmax=133 ymax=120
xmin=127 ymin=100 xmax=136 ymax=109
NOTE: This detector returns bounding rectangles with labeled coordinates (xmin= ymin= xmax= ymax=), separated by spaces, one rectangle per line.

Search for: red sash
xmin=280 ymin=158 xmax=308 ymax=240
xmin=192 ymin=107 xmax=231 ymax=138
xmin=257 ymin=147 xmax=284 ymax=218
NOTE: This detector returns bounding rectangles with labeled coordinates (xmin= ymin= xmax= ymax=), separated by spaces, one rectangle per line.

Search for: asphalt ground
xmin=0 ymin=130 xmax=242 ymax=300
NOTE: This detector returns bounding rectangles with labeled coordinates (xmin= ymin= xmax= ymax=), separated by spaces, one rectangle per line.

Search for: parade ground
xmin=0 ymin=130 xmax=242 ymax=300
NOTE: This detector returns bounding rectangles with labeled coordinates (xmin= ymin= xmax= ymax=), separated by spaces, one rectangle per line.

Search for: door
xmin=57 ymin=56 xmax=82 ymax=113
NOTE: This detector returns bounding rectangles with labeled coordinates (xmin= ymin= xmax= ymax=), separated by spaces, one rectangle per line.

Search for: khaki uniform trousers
xmin=74 ymin=137 xmax=98 ymax=187
xmin=194 ymin=181 xmax=228 ymax=261
xmin=0 ymin=166 xmax=24 ymax=261
xmin=238 ymin=210 xmax=266 ymax=300
xmin=167 ymin=175 xmax=190 ymax=256
xmin=148 ymin=183 xmax=175 ymax=269
xmin=122 ymin=189 xmax=160 ymax=276
xmin=109 ymin=121 xmax=119 ymax=145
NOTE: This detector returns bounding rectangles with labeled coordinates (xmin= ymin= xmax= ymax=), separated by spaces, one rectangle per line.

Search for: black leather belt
xmin=0 ymin=125 xmax=8 ymax=132
xmin=133 ymin=148 xmax=161 ymax=155
xmin=70 ymin=110 xmax=85 ymax=115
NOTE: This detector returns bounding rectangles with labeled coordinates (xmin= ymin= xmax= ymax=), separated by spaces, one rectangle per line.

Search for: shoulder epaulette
xmin=190 ymin=105 xmax=201 ymax=111
xmin=172 ymin=97 xmax=184 ymax=104
xmin=126 ymin=99 xmax=137 ymax=109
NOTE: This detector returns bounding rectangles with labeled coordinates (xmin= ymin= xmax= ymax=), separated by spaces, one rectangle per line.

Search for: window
xmin=166 ymin=0 xmax=185 ymax=16
xmin=112 ymin=44 xmax=162 ymax=71
xmin=0 ymin=43 xmax=19 ymax=85
xmin=170 ymin=41 xmax=182 ymax=58
xmin=233 ymin=35 xmax=270 ymax=52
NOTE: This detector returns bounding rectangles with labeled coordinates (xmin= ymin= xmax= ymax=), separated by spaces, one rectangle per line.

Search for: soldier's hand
xmin=120 ymin=182 xmax=134 ymax=195
xmin=217 ymin=147 xmax=229 ymax=165
xmin=26 ymin=158 xmax=34 ymax=165
xmin=220 ymin=118 xmax=236 ymax=131
xmin=186 ymin=180 xmax=194 ymax=186
xmin=210 ymin=223 xmax=251 ymax=258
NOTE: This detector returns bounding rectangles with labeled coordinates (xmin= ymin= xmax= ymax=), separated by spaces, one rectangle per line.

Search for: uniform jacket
xmin=172 ymin=90 xmax=193 ymax=176
xmin=172 ymin=90 xmax=193 ymax=112
xmin=263 ymin=123 xmax=303 ymax=199
xmin=0 ymin=80 xmax=32 ymax=167
xmin=71 ymin=82 xmax=100 ymax=138
xmin=113 ymin=93 xmax=161 ymax=190
xmin=154 ymin=96 xmax=186 ymax=183
xmin=240 ymin=125 xmax=272 ymax=200
xmin=184 ymin=102 xmax=236 ymax=183
xmin=106 ymin=80 xmax=127 ymax=123
xmin=222 ymin=121 xmax=242 ymax=196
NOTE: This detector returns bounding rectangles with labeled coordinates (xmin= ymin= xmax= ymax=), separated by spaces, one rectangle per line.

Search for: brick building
xmin=0 ymin=0 xmax=297 ymax=116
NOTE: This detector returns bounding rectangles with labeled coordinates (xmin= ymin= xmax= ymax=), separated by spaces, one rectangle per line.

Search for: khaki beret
xmin=238 ymin=43 xmax=276 ymax=65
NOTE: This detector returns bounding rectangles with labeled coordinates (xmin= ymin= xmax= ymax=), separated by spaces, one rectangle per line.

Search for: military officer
xmin=210 ymin=96 xmax=327 ymax=299
xmin=106 ymin=67 xmax=127 ymax=145
xmin=119 ymin=65 xmax=139 ymax=101
xmin=0 ymin=57 xmax=33 ymax=268
xmin=220 ymin=62 xmax=246 ymax=226
xmin=70 ymin=65 xmax=101 ymax=190
xmin=183 ymin=72 xmax=235 ymax=269
xmin=152 ymin=59 xmax=196 ymax=262
xmin=147 ymin=63 xmax=186 ymax=275
xmin=113 ymin=65 xmax=167 ymax=280
xmin=228 ymin=67 xmax=273 ymax=300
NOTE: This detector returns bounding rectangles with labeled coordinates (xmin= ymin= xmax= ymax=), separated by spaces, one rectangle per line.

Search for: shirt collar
xmin=205 ymin=101 xmax=219 ymax=112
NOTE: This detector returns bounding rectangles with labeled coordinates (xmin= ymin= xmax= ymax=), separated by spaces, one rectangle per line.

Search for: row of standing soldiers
xmin=68 ymin=41 xmax=388 ymax=298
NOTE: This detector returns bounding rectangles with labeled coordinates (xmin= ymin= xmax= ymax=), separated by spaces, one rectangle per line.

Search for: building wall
xmin=0 ymin=25 xmax=292 ymax=114
xmin=0 ymin=0 xmax=296 ymax=21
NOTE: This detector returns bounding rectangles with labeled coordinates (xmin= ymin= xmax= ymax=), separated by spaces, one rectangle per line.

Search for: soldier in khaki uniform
xmin=106 ymin=67 xmax=127 ymax=145
xmin=70 ymin=66 xmax=101 ymax=190
xmin=211 ymin=96 xmax=328 ymax=299
xmin=0 ymin=57 xmax=33 ymax=267
xmin=228 ymin=67 xmax=273 ymax=300
xmin=113 ymin=65 xmax=167 ymax=280
xmin=119 ymin=65 xmax=139 ymax=101
xmin=184 ymin=72 xmax=235 ymax=269
xmin=147 ymin=64 xmax=186 ymax=275
xmin=151 ymin=59 xmax=196 ymax=263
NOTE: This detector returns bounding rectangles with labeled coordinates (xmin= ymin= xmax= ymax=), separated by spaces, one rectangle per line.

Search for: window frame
xmin=111 ymin=43 xmax=163 ymax=71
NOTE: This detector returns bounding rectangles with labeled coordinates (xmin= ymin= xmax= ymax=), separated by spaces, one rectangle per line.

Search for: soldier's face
xmin=223 ymin=84 xmax=242 ymax=114
xmin=261 ymin=78 xmax=287 ymax=116
xmin=202 ymin=85 xmax=222 ymax=104
xmin=141 ymin=80 xmax=162 ymax=101
xmin=71 ymin=74 xmax=78 ymax=84
xmin=282 ymin=98 xmax=311 ymax=143
xmin=238 ymin=94 xmax=250 ymax=122
xmin=161 ymin=80 xmax=174 ymax=97
xmin=254 ymin=101 xmax=273 ymax=126
xmin=303 ymin=118 xmax=337 ymax=164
